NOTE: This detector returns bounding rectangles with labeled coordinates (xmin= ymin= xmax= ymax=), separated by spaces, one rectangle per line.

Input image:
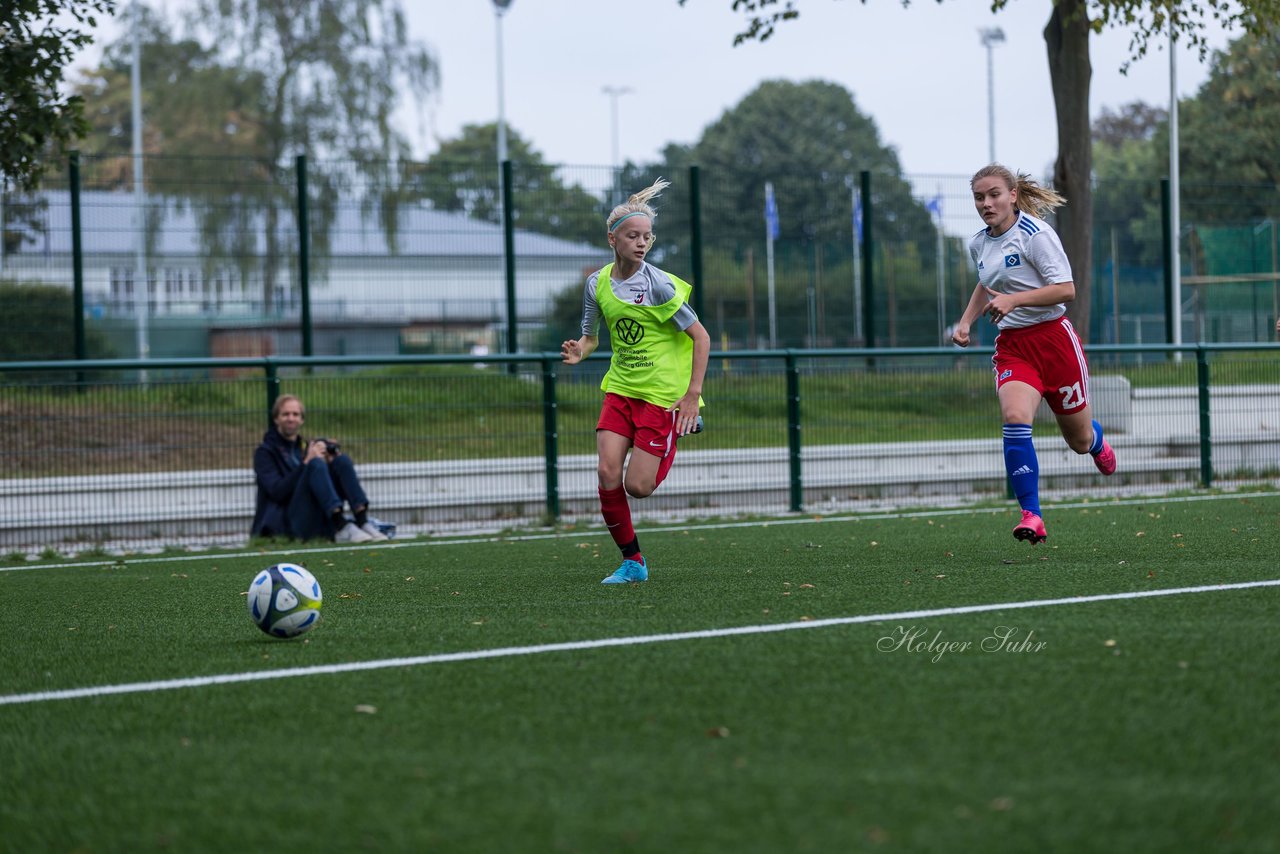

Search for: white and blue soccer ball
xmin=247 ymin=563 xmax=323 ymax=638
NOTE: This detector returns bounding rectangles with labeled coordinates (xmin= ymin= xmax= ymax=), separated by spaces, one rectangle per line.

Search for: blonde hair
xmin=606 ymin=177 xmax=671 ymax=234
xmin=271 ymin=394 xmax=304 ymax=420
xmin=971 ymin=163 xmax=1066 ymax=219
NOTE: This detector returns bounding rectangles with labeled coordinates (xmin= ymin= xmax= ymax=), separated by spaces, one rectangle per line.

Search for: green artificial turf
xmin=1 ymin=492 xmax=1277 ymax=853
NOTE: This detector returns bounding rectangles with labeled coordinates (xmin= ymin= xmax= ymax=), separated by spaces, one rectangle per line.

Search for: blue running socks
xmin=1088 ymin=419 xmax=1104 ymax=455
xmin=1003 ymin=423 xmax=1041 ymax=516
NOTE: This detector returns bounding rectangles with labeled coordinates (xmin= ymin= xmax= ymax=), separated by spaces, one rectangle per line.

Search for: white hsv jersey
xmin=969 ymin=211 xmax=1072 ymax=330
xmin=580 ymin=261 xmax=698 ymax=336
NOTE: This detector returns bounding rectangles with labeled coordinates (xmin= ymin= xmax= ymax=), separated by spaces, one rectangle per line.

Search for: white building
xmin=2 ymin=190 xmax=609 ymax=332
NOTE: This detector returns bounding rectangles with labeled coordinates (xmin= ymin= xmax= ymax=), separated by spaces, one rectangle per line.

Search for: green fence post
xmin=542 ymin=354 xmax=560 ymax=521
xmin=1161 ymin=178 xmax=1174 ymax=350
xmin=1196 ymin=345 xmax=1212 ymax=487
xmin=502 ymin=160 xmax=518 ymax=373
xmin=264 ymin=359 xmax=280 ymax=427
xmin=296 ymin=154 xmax=313 ymax=358
xmin=785 ymin=351 xmax=803 ymax=512
xmin=69 ymin=151 xmax=86 ymax=364
xmin=860 ymin=170 xmax=875 ymax=351
xmin=689 ymin=164 xmax=705 ymax=321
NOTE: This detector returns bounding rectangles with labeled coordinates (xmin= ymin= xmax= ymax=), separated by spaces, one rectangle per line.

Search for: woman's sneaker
xmin=1013 ymin=511 xmax=1047 ymax=545
xmin=601 ymin=556 xmax=648 ymax=584
xmin=1092 ymin=440 xmax=1117 ymax=476
xmin=335 ymin=521 xmax=374 ymax=544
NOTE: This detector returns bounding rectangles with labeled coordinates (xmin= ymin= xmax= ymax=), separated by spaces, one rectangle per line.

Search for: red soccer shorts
xmin=597 ymin=392 xmax=679 ymax=484
xmin=992 ymin=317 xmax=1092 ymax=414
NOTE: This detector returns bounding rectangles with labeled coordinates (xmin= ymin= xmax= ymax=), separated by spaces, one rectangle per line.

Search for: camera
xmin=316 ymin=438 xmax=340 ymax=455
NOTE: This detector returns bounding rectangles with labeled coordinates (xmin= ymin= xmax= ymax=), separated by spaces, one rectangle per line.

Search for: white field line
xmin=2 ymin=579 xmax=1278 ymax=706
xmin=4 ymin=490 xmax=1277 ymax=574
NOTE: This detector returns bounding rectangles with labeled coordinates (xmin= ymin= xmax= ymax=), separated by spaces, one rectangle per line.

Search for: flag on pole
xmin=764 ymin=182 xmax=780 ymax=240
xmin=926 ymin=192 xmax=943 ymax=221
xmin=853 ymin=190 xmax=863 ymax=241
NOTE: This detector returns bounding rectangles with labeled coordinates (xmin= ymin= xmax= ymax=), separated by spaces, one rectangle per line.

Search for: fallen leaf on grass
xmin=339 ymin=592 xmax=362 ymax=599
xmin=706 ymin=726 xmax=730 ymax=738
xmin=354 ymin=704 xmax=377 ymax=715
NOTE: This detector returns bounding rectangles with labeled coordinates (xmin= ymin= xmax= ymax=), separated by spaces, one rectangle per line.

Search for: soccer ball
xmin=247 ymin=563 xmax=323 ymax=638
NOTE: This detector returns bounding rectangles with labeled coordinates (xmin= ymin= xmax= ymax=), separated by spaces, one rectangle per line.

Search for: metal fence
xmin=3 ymin=156 xmax=1278 ymax=364
xmin=2 ymin=344 xmax=1277 ymax=554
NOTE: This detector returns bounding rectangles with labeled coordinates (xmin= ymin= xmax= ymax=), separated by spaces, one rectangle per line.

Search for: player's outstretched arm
xmin=561 ymin=335 xmax=598 ymax=365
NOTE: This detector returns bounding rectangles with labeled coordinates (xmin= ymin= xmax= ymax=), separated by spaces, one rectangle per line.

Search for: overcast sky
xmin=78 ymin=0 xmax=1234 ymax=229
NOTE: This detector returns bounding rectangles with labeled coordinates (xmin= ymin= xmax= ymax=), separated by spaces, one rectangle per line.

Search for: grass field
xmin=2 ymin=491 xmax=1278 ymax=853
xmin=9 ymin=349 xmax=1275 ymax=476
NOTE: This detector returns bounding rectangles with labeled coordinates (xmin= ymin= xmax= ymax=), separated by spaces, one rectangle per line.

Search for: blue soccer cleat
xmin=601 ymin=556 xmax=648 ymax=584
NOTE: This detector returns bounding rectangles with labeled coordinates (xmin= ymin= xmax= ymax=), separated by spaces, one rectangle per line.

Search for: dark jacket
xmin=251 ymin=426 xmax=306 ymax=537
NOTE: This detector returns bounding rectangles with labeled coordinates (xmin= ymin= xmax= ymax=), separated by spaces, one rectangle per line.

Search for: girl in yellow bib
xmin=561 ymin=178 xmax=710 ymax=584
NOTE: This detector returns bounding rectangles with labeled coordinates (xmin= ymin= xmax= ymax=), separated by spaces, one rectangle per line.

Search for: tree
xmin=1091 ymin=102 xmax=1165 ymax=268
xmin=1 ymin=0 xmax=117 ymax=191
xmin=629 ymin=79 xmax=943 ymax=346
xmin=689 ymin=80 xmax=931 ymax=249
xmin=0 ymin=281 xmax=115 ymax=360
xmin=73 ymin=8 xmax=270 ymax=167
xmin=1180 ymin=28 xmax=1280 ymax=200
xmin=177 ymin=0 xmax=440 ymax=313
xmin=1092 ymin=101 xmax=1165 ymax=148
xmin=1094 ymin=28 xmax=1280 ymax=271
xmin=688 ymin=0 xmax=1280 ymax=343
xmin=419 ymin=123 xmax=605 ymax=247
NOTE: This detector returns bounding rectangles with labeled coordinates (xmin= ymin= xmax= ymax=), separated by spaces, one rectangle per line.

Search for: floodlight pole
xmin=1169 ymin=29 xmax=1183 ymax=358
xmin=493 ymin=0 xmax=512 ymax=165
xmin=979 ymin=27 xmax=1006 ymax=164
xmin=601 ymin=86 xmax=633 ymax=171
xmin=131 ymin=0 xmax=150 ymax=375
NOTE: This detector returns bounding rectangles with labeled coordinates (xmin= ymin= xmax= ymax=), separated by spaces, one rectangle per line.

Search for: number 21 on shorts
xmin=1058 ymin=382 xmax=1084 ymax=410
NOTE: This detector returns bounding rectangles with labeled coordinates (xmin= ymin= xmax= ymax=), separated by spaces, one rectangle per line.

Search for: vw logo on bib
xmin=614 ymin=317 xmax=644 ymax=345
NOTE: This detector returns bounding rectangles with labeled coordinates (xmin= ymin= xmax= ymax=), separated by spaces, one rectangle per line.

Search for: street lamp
xmin=131 ymin=0 xmax=150 ymax=369
xmin=492 ymin=0 xmax=514 ymax=165
xmin=978 ymin=27 xmax=1006 ymax=164
xmin=601 ymin=85 xmax=634 ymax=170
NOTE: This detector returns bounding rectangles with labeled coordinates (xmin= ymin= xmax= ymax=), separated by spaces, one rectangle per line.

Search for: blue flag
xmin=764 ymin=182 xmax=780 ymax=241
xmin=926 ymin=192 xmax=943 ymax=221
xmin=853 ymin=191 xmax=863 ymax=242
